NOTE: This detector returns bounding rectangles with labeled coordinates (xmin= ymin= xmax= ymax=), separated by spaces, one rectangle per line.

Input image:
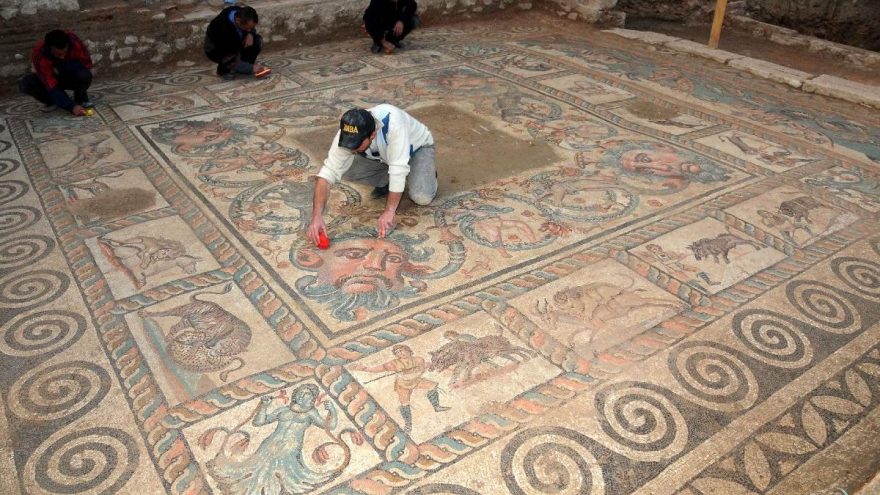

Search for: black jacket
xmin=205 ymin=6 xmax=254 ymax=56
xmin=364 ymin=0 xmax=417 ymax=23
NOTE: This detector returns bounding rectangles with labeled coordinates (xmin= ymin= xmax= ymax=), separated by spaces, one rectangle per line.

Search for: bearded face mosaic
xmin=1 ymin=12 xmax=880 ymax=495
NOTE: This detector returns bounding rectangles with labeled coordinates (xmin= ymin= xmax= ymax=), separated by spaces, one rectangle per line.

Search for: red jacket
xmin=32 ymin=30 xmax=93 ymax=91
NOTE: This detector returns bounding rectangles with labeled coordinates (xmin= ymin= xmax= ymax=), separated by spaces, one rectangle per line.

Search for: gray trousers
xmin=342 ymin=145 xmax=437 ymax=205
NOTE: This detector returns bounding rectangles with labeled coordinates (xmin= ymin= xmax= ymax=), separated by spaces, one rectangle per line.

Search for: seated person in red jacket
xmin=18 ymin=30 xmax=93 ymax=116
xmin=363 ymin=0 xmax=420 ymax=54
xmin=204 ymin=5 xmax=270 ymax=80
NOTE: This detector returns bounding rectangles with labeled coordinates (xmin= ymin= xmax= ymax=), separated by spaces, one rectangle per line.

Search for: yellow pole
xmin=708 ymin=0 xmax=729 ymax=49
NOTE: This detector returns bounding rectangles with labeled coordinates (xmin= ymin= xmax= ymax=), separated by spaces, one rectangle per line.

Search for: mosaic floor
xmin=2 ymin=13 xmax=880 ymax=495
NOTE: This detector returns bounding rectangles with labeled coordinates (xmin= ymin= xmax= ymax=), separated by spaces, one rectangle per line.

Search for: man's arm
xmin=378 ymin=192 xmax=402 ymax=238
xmin=308 ymin=132 xmax=355 ymax=243
xmin=307 ymin=176 xmax=331 ymax=244
xmin=351 ymin=361 xmax=396 ymax=373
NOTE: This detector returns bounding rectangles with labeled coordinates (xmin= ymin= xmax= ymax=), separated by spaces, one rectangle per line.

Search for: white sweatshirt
xmin=317 ymin=104 xmax=434 ymax=193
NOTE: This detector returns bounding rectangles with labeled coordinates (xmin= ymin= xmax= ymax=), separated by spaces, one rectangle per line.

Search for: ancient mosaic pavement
xmin=2 ymin=14 xmax=880 ymax=495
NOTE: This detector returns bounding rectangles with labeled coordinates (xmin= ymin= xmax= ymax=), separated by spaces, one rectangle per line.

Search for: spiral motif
xmin=0 ymin=310 xmax=86 ymax=358
xmin=0 ymin=99 xmax=43 ymax=115
xmin=0 ymin=158 xmax=20 ymax=177
xmin=408 ymin=484 xmax=482 ymax=495
xmin=0 ymin=180 xmax=28 ymax=205
xmin=511 ymin=25 xmax=544 ymax=33
xmin=832 ymin=257 xmax=880 ymax=302
xmin=502 ymin=427 xmax=605 ymax=495
xmin=114 ymin=82 xmax=153 ymax=95
xmin=732 ymin=309 xmax=814 ymax=368
xmin=162 ymin=73 xmax=204 ymax=85
xmin=595 ymin=382 xmax=688 ymax=461
xmin=668 ymin=342 xmax=758 ymax=412
xmin=0 ymin=205 xmax=41 ymax=235
xmin=787 ymin=280 xmax=861 ymax=334
xmin=0 ymin=269 xmax=69 ymax=311
xmin=23 ymin=427 xmax=138 ymax=495
xmin=0 ymin=235 xmax=55 ymax=271
xmin=871 ymin=237 xmax=880 ymax=257
xmin=8 ymin=361 xmax=110 ymax=422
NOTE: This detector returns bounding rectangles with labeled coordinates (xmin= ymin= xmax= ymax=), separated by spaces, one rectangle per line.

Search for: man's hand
xmin=307 ymin=215 xmax=327 ymax=246
xmin=244 ymin=33 xmax=254 ymax=48
xmin=377 ymin=209 xmax=395 ymax=238
xmin=393 ymin=21 xmax=404 ymax=37
xmin=71 ymin=105 xmax=87 ymax=116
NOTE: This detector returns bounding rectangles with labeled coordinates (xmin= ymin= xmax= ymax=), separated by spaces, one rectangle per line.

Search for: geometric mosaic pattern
xmin=1 ymin=14 xmax=879 ymax=495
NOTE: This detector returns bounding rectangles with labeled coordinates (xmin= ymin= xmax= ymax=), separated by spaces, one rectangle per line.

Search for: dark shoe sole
xmin=370 ymin=186 xmax=389 ymax=199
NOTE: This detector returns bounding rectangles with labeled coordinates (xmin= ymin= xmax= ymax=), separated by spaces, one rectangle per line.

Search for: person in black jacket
xmin=204 ymin=5 xmax=270 ymax=80
xmin=363 ymin=0 xmax=420 ymax=54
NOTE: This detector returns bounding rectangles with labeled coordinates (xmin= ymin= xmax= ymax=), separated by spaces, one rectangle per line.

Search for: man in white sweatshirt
xmin=307 ymin=104 xmax=437 ymax=242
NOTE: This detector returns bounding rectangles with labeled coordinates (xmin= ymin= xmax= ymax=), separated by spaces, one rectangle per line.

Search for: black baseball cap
xmin=338 ymin=108 xmax=376 ymax=150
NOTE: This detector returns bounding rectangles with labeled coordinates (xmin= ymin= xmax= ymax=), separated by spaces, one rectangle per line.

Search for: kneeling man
xmin=308 ymin=104 xmax=437 ymax=241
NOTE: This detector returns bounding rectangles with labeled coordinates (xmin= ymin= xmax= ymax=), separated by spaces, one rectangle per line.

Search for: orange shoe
xmin=254 ymin=66 xmax=272 ymax=78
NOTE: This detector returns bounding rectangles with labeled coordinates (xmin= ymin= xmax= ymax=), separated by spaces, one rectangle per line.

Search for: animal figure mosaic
xmin=778 ymin=195 xmax=823 ymax=223
xmin=138 ymin=284 xmax=251 ymax=381
xmin=534 ymin=276 xmax=683 ymax=348
xmin=721 ymin=132 xmax=813 ymax=168
xmin=688 ymin=232 xmax=764 ymax=264
xmin=63 ymin=175 xmax=156 ymax=224
xmin=429 ymin=327 xmax=535 ymax=386
xmin=757 ymin=209 xmax=815 ymax=244
xmin=99 ymin=235 xmax=201 ymax=287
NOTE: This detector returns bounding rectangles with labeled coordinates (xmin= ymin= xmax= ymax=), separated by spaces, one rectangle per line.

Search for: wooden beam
xmin=708 ymin=0 xmax=729 ymax=49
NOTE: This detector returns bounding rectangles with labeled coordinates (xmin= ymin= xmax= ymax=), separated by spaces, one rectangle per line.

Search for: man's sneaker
xmin=371 ymin=43 xmax=382 ymax=54
xmin=370 ymin=185 xmax=389 ymax=199
xmin=221 ymin=72 xmax=236 ymax=81
xmin=41 ymin=104 xmax=57 ymax=113
xmin=80 ymin=101 xmax=95 ymax=109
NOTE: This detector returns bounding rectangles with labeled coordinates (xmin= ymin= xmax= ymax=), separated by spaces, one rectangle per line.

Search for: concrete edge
xmin=803 ymin=75 xmax=880 ymax=109
xmin=601 ymin=28 xmax=880 ymax=109
xmin=727 ymin=56 xmax=812 ymax=88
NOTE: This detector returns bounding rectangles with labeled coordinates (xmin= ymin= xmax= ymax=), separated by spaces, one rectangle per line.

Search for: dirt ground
xmin=625 ymin=17 xmax=880 ymax=85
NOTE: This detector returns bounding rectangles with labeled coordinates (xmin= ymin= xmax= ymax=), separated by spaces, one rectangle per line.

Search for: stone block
xmin=117 ymin=47 xmax=134 ymax=59
xmin=124 ymin=35 xmax=138 ymax=45
xmin=727 ymin=56 xmax=812 ymax=88
xmin=802 ymin=75 xmax=880 ymax=109
xmin=665 ymin=39 xmax=741 ymax=64
xmin=768 ymin=32 xmax=808 ymax=47
xmin=602 ymin=28 xmax=678 ymax=45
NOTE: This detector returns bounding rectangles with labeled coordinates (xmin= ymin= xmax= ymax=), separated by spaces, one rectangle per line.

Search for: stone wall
xmin=0 ymin=0 xmax=532 ymax=91
xmin=613 ymin=0 xmax=712 ymax=22
xmin=539 ymin=0 xmax=623 ymax=25
xmin=745 ymin=0 xmax=880 ymax=51
xmin=0 ymin=0 xmax=79 ymax=20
